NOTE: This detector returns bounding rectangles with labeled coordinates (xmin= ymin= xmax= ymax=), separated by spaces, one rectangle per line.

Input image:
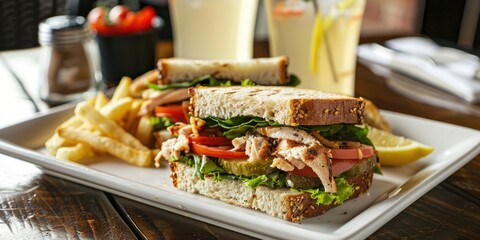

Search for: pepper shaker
xmin=38 ymin=15 xmax=97 ymax=105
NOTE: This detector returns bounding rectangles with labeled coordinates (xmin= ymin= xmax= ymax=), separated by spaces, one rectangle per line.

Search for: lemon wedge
xmin=368 ymin=127 xmax=434 ymax=166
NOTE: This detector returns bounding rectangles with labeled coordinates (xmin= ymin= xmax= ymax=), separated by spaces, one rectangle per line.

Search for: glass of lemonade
xmin=265 ymin=0 xmax=365 ymax=96
xmin=169 ymin=0 xmax=259 ymax=60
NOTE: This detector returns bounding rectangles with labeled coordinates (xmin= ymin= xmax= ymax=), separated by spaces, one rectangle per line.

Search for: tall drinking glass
xmin=169 ymin=0 xmax=259 ymax=60
xmin=265 ymin=0 xmax=365 ymax=96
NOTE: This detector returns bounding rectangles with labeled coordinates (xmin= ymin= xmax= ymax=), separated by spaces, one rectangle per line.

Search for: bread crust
xmin=169 ymin=161 xmax=373 ymax=222
xmin=289 ymin=97 xmax=365 ymax=126
xmin=157 ymin=57 xmax=289 ymax=85
xmin=189 ymin=86 xmax=365 ymax=126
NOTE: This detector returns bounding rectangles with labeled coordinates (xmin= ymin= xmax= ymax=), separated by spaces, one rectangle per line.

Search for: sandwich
xmin=157 ymin=86 xmax=379 ymax=222
xmin=130 ymin=56 xmax=300 ymax=147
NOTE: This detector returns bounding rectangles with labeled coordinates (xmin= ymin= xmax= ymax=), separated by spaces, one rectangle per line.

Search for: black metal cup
xmin=95 ymin=27 xmax=159 ymax=87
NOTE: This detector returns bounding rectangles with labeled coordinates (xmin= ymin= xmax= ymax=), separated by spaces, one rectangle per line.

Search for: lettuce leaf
xmin=294 ymin=178 xmax=354 ymax=205
xmin=150 ymin=116 xmax=174 ymax=131
xmin=203 ymin=116 xmax=281 ymax=139
xmin=148 ymin=74 xmax=301 ymax=91
xmin=192 ymin=155 xmax=226 ymax=180
xmin=239 ymin=171 xmax=287 ymax=189
xmin=203 ymin=116 xmax=373 ymax=146
xmin=299 ymin=124 xmax=374 ymax=146
xmin=286 ymin=74 xmax=301 ymax=86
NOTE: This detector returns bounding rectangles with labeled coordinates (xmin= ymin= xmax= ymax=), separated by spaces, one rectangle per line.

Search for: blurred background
xmin=1 ymin=0 xmax=479 ymax=54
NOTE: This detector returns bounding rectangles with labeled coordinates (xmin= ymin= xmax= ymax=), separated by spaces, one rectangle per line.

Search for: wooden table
xmin=1 ymin=40 xmax=479 ymax=239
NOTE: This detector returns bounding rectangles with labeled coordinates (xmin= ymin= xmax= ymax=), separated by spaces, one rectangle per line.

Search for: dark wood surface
xmin=1 ymin=40 xmax=479 ymax=239
xmin=0 ymin=155 xmax=136 ymax=239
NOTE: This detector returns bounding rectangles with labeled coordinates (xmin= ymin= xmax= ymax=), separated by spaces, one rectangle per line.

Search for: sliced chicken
xmin=256 ymin=127 xmax=318 ymax=145
xmin=232 ymin=136 xmax=247 ymax=151
xmin=157 ymin=134 xmax=190 ymax=164
xmin=139 ymin=88 xmax=190 ymax=115
xmin=245 ymin=136 xmax=271 ymax=162
xmin=257 ymin=127 xmax=337 ymax=193
xmin=271 ymin=157 xmax=294 ymax=172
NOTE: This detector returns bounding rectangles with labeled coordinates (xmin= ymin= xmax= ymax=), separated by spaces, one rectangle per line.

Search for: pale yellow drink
xmin=169 ymin=0 xmax=258 ymax=60
xmin=265 ymin=0 xmax=365 ymax=96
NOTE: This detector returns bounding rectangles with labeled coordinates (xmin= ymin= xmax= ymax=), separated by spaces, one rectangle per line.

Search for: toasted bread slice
xmin=170 ymin=162 xmax=374 ymax=222
xmin=157 ymin=56 xmax=289 ymax=85
xmin=189 ymin=86 xmax=365 ymax=126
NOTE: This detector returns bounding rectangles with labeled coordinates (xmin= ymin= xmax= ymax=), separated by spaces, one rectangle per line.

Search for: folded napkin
xmin=357 ymin=38 xmax=480 ymax=103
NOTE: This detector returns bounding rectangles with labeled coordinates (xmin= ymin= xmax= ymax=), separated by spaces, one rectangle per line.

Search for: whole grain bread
xmin=157 ymin=56 xmax=289 ymax=85
xmin=170 ymin=161 xmax=374 ymax=222
xmin=189 ymin=86 xmax=365 ymax=126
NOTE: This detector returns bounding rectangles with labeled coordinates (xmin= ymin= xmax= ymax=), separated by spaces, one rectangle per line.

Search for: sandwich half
xmin=132 ymin=56 xmax=300 ymax=147
xmin=158 ymin=86 xmax=379 ymax=222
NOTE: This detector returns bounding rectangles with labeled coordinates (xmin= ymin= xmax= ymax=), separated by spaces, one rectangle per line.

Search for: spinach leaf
xmin=203 ymin=116 xmax=372 ymax=145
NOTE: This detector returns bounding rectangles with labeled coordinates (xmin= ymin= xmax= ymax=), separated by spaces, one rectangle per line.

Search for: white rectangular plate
xmin=1 ymin=105 xmax=479 ymax=239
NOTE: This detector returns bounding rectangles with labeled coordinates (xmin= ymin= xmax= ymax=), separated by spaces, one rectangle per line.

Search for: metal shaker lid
xmin=38 ymin=15 xmax=91 ymax=46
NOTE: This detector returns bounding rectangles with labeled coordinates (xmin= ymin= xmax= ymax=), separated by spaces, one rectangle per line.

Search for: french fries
xmin=58 ymin=128 xmax=152 ymax=167
xmin=56 ymin=143 xmax=95 ymax=163
xmin=45 ymin=76 xmax=157 ymax=167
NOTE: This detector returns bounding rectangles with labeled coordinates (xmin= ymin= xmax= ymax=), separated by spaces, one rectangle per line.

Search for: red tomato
xmin=288 ymin=158 xmax=359 ymax=177
xmin=87 ymin=7 xmax=107 ymax=33
xmin=330 ymin=145 xmax=375 ymax=160
xmin=190 ymin=143 xmax=248 ymax=159
xmin=134 ymin=6 xmax=156 ymax=32
xmin=188 ymin=136 xmax=232 ymax=146
xmin=108 ymin=5 xmax=130 ymax=25
xmin=155 ymin=105 xmax=187 ymax=123
xmin=116 ymin=12 xmax=136 ymax=34
xmin=87 ymin=7 xmax=105 ymax=25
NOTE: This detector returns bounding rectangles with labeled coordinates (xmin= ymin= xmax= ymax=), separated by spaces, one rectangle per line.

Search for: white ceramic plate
xmin=1 ymin=105 xmax=479 ymax=240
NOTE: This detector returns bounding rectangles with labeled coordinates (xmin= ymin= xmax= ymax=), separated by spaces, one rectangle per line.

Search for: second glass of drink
xmin=169 ymin=0 xmax=259 ymax=60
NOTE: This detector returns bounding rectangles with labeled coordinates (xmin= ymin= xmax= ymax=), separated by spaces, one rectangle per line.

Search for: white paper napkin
xmin=357 ymin=40 xmax=480 ymax=103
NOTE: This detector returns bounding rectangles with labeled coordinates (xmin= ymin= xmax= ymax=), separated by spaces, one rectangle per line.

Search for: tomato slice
xmin=155 ymin=105 xmax=187 ymax=123
xmin=188 ymin=136 xmax=232 ymax=146
xmin=288 ymin=159 xmax=360 ymax=177
xmin=190 ymin=143 xmax=247 ymax=159
xmin=330 ymin=145 xmax=375 ymax=160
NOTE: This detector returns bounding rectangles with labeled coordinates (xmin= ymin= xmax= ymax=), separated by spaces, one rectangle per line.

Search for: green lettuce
xmin=294 ymin=178 xmax=354 ymax=205
xmin=203 ymin=116 xmax=280 ymax=139
xmin=203 ymin=116 xmax=373 ymax=146
xmin=150 ymin=116 xmax=174 ymax=131
xmin=147 ymin=74 xmax=301 ymax=91
xmin=239 ymin=171 xmax=287 ymax=189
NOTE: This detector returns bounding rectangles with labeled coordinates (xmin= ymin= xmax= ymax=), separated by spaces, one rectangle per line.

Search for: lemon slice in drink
xmin=368 ymin=127 xmax=434 ymax=166
xmin=309 ymin=0 xmax=357 ymax=73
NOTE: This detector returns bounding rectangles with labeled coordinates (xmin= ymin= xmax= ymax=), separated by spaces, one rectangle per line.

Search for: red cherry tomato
xmin=87 ymin=7 xmax=105 ymax=25
xmin=190 ymin=143 xmax=248 ymax=159
xmin=87 ymin=7 xmax=106 ymax=32
xmin=188 ymin=136 xmax=232 ymax=146
xmin=108 ymin=5 xmax=130 ymax=25
xmin=134 ymin=6 xmax=156 ymax=32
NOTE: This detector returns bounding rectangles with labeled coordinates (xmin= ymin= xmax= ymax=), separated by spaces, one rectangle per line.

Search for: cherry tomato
xmin=134 ymin=6 xmax=156 ymax=32
xmin=108 ymin=5 xmax=130 ymax=25
xmin=190 ymin=143 xmax=248 ymax=159
xmin=87 ymin=7 xmax=106 ymax=32
xmin=87 ymin=7 xmax=105 ymax=25
xmin=330 ymin=145 xmax=375 ymax=160
xmin=188 ymin=136 xmax=232 ymax=146
xmin=155 ymin=105 xmax=187 ymax=123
